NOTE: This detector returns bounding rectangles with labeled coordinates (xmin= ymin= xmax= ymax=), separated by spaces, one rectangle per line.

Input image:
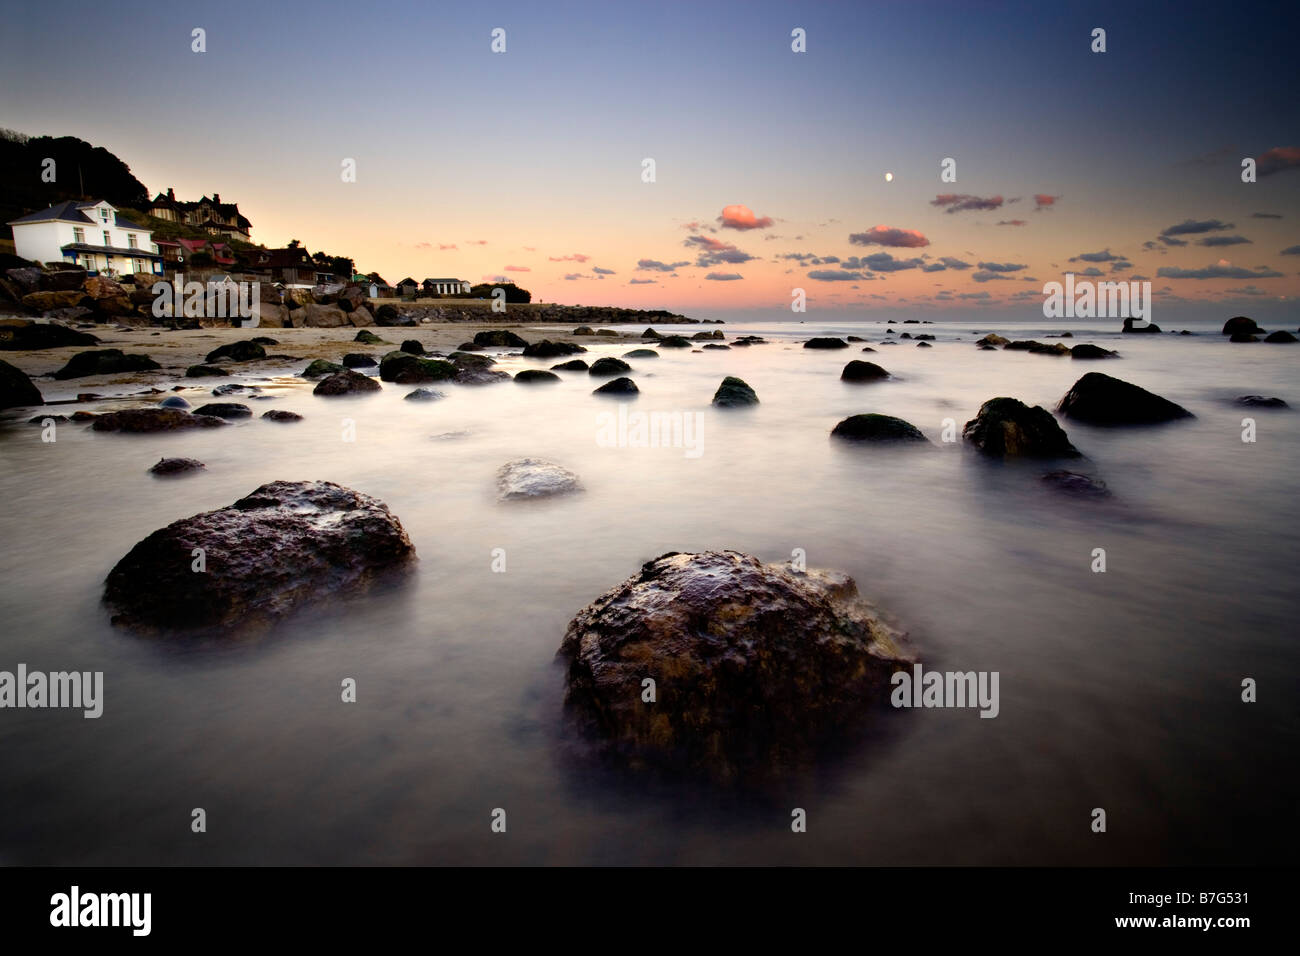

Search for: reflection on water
xmin=0 ymin=317 xmax=1296 ymax=864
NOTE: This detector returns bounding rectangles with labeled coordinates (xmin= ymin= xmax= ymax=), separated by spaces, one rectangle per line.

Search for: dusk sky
xmin=3 ymin=0 xmax=1298 ymax=320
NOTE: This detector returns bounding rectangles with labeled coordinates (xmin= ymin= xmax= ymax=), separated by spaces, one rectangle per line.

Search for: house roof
xmin=61 ymin=242 xmax=162 ymax=259
xmin=423 ymin=277 xmax=465 ymax=284
xmin=7 ymin=200 xmax=96 ymax=226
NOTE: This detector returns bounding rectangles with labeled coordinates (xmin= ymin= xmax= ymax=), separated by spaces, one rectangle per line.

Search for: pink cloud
xmin=548 ymin=253 xmax=590 ymax=262
xmin=848 ymin=225 xmax=931 ymax=248
xmin=1033 ymin=194 xmax=1060 ymax=209
xmin=439 ymin=243 xmax=457 ymax=250
xmin=504 ymin=265 xmax=531 ymax=272
xmin=1257 ymin=146 xmax=1300 ymax=176
xmin=997 ymin=220 xmax=1028 ymax=227
xmin=718 ymin=204 xmax=774 ymax=230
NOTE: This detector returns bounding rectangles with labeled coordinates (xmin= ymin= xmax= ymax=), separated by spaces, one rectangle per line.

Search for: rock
xmin=589 ymin=357 xmax=631 ymax=376
xmin=692 ymin=330 xmax=724 ymax=340
xmin=82 ymin=275 xmax=126 ymax=299
xmin=5 ymin=266 xmax=43 ymax=294
xmin=0 ymin=358 xmax=43 ymax=408
xmin=159 ymin=396 xmax=190 ymax=409
xmin=1056 ymin=372 xmax=1193 ymax=424
xmin=1004 ymin=340 xmax=1041 ymax=351
xmin=29 ymin=414 xmax=67 ymax=424
xmin=804 ymin=337 xmax=849 ymax=349
xmin=404 ymin=388 xmax=446 ymax=402
xmin=572 ymin=326 xmax=595 ymax=336
xmin=342 ymin=353 xmax=377 ymax=368
xmin=313 ymin=369 xmax=381 ymax=396
xmin=261 ymin=410 xmax=303 ymax=422
xmin=192 ymin=402 xmax=252 ymax=419
xmin=205 ymin=340 xmax=266 ymax=363
xmin=593 ymin=376 xmax=638 ymax=396
xmin=641 ymin=328 xmax=662 ymax=339
xmin=1071 ymin=344 xmax=1118 ymax=359
xmin=847 ymin=335 xmax=866 ymax=342
xmin=1059 ymin=331 xmax=1073 ymax=338
xmin=474 ymin=329 xmax=529 ymax=347
xmin=496 ymin=458 xmax=582 ymax=500
xmin=1028 ymin=342 xmax=1068 ymax=355
xmin=1229 ymin=332 xmax=1259 ymax=343
xmin=702 ymin=343 xmax=730 ymax=350
xmin=103 ymin=480 xmax=415 ymax=633
xmin=1121 ymin=317 xmax=1162 ymax=333
xmin=70 ymin=410 xmax=96 ymax=422
xmin=515 ymin=369 xmax=561 ymax=384
xmin=861 ymin=346 xmax=877 ymax=352
xmin=185 ymin=364 xmax=228 ymax=378
xmin=978 ymin=344 xmax=996 ymax=351
xmin=1235 ymin=395 xmax=1288 ymax=408
xmin=596 ymin=329 xmax=619 ymax=337
xmin=379 ymin=351 xmax=455 ymax=384
xmin=212 ymin=384 xmax=255 ymax=397
xmin=354 ymin=330 xmax=388 ymax=345
xmin=1222 ymin=316 xmax=1261 ymax=336
xmin=623 ymin=349 xmax=658 ymax=359
xmin=400 ymin=339 xmax=425 ymax=355
xmin=900 ymin=332 xmax=913 ymax=339
xmin=0 ymin=320 xmax=99 ymax=351
xmin=1264 ymin=330 xmax=1297 ymax=343
xmin=53 ymin=349 xmax=160 ymax=380
xmin=455 ymin=342 xmax=484 ymax=351
xmin=448 ymin=351 xmax=495 ymax=369
xmin=22 ymin=290 xmax=88 ymax=311
xmin=551 ymin=359 xmax=590 ymax=371
xmin=302 ymin=303 xmax=348 ymax=328
xmin=1041 ymin=470 xmax=1111 ymax=498
xmin=657 ymin=335 xmax=691 ymax=348
xmin=247 ymin=302 xmax=288 ymax=328
xmin=373 ymin=304 xmax=413 ymax=327
xmin=557 ymin=550 xmax=910 ymax=780
xmin=91 ymin=408 xmax=228 ymax=432
xmin=149 ymin=457 xmax=205 ymax=477
xmin=301 ymin=359 xmax=343 ymax=378
xmin=250 ymin=336 xmax=279 ymax=346
xmin=453 ymin=367 xmax=511 ymax=385
xmin=914 ymin=333 xmax=935 ymax=341
xmin=832 ymin=414 xmax=928 ymax=443
xmin=916 ymin=341 xmax=933 ymax=348
xmin=712 ymin=376 xmax=758 ymax=406
xmin=522 ymin=340 xmax=585 ymax=358
xmin=841 ymin=360 xmax=889 ymax=382
xmin=962 ymin=398 xmax=1080 ymax=458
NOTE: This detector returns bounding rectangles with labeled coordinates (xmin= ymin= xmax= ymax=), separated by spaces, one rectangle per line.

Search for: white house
xmin=7 ymin=200 xmax=164 ymax=276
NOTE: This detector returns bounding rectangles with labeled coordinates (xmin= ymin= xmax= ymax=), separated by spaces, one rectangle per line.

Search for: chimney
xmin=213 ymin=193 xmax=220 ymax=205
xmin=167 ymin=187 xmax=175 ymax=201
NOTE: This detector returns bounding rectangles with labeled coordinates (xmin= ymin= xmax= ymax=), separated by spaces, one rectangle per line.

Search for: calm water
xmin=1 ymin=317 xmax=1297 ymax=865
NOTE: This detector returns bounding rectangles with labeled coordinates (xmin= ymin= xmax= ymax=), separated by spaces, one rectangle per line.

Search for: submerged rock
xmin=159 ymin=395 xmax=190 ymax=409
xmin=557 ymin=550 xmax=911 ymax=780
xmin=404 ymin=388 xmax=445 ymax=402
xmin=1041 ymin=470 xmax=1111 ymax=498
xmin=1264 ymin=330 xmax=1297 ymax=343
xmin=803 ymin=337 xmax=849 ymax=349
xmin=712 ymin=376 xmax=758 ymax=406
xmin=103 ymin=480 xmax=415 ymax=632
xmin=313 ymin=369 xmax=381 ymax=395
xmin=962 ymin=397 xmax=1080 ymax=458
xmin=0 ymin=320 xmax=98 ymax=351
xmin=261 ymin=409 xmax=303 ymax=422
xmin=474 ymin=329 xmax=529 ymax=348
xmin=515 ymin=369 xmax=561 ymax=384
xmin=1222 ymin=316 xmax=1261 ymax=336
xmin=185 ymin=364 xmax=228 ymax=378
xmin=522 ymin=340 xmax=585 ymax=358
xmin=657 ymin=335 xmax=691 ymax=348
xmin=399 ymin=339 xmax=425 ymax=355
xmin=379 ymin=351 xmax=455 ymax=384
xmin=149 ymin=457 xmax=205 ymax=477
xmin=551 ymin=359 xmax=590 ymax=371
xmin=301 ymin=359 xmax=343 ymax=379
xmin=1235 ymin=395 xmax=1288 ymax=408
xmin=831 ymin=414 xmax=928 ymax=443
xmin=623 ymin=349 xmax=658 ymax=359
xmin=192 ymin=402 xmax=252 ymax=419
xmin=91 ymin=408 xmax=228 ymax=432
xmin=589 ymin=357 xmax=631 ymax=376
xmin=53 ymin=349 xmax=160 ymax=380
xmin=342 ymin=353 xmax=377 ymax=368
xmin=496 ymin=458 xmax=582 ymax=500
xmin=1056 ymin=372 xmax=1193 ymax=424
xmin=1070 ymin=344 xmax=1118 ymax=359
xmin=0 ymin=358 xmax=43 ymax=408
xmin=353 ymin=330 xmax=388 ymax=345
xmin=204 ymin=340 xmax=266 ymax=363
xmin=1121 ymin=318 xmax=1162 ymax=333
xmin=593 ymin=376 xmax=638 ymax=396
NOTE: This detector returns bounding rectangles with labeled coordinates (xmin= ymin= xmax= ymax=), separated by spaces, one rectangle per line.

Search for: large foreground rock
xmin=91 ymin=408 xmax=228 ymax=432
xmin=557 ymin=550 xmax=911 ymax=780
xmin=831 ymin=414 xmax=928 ymax=443
xmin=962 ymin=397 xmax=1080 ymax=458
xmin=104 ymin=480 xmax=415 ymax=632
xmin=0 ymin=358 xmax=43 ymax=408
xmin=496 ymin=458 xmax=582 ymax=500
xmin=1056 ymin=372 xmax=1193 ymax=424
xmin=0 ymin=320 xmax=99 ymax=351
xmin=379 ymin=351 xmax=455 ymax=383
xmin=313 ymin=369 xmax=381 ymax=395
xmin=712 ymin=376 xmax=758 ymax=406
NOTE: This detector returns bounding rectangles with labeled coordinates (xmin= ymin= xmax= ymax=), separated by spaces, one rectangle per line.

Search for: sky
xmin=2 ymin=0 xmax=1298 ymax=322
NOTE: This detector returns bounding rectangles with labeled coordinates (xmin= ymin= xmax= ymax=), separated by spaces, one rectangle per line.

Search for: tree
xmin=468 ymin=281 xmax=531 ymax=303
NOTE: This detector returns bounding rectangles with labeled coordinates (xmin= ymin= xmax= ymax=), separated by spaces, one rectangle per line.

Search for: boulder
xmin=159 ymin=396 xmax=190 ymax=409
xmin=1027 ymin=342 xmax=1068 ymax=355
xmin=248 ymin=302 xmax=288 ymax=328
xmin=302 ymin=304 xmax=348 ymax=328
xmin=557 ymin=550 xmax=911 ymax=780
xmin=832 ymin=414 xmax=928 ymax=443
xmin=103 ymin=480 xmax=415 ymax=633
xmin=1236 ymin=395 xmax=1288 ymax=408
xmin=0 ymin=358 xmax=42 ymax=408
xmin=453 ymin=367 xmax=511 ymax=385
xmin=593 ymin=376 xmax=638 ymax=395
xmin=657 ymin=335 xmax=690 ymax=348
xmin=185 ymin=364 xmax=228 ymax=378
xmin=1264 ymin=330 xmax=1297 ymax=343
xmin=623 ymin=349 xmax=658 ymax=359
xmin=974 ymin=334 xmax=1009 ymax=347
xmin=342 ymin=353 xmax=377 ymax=368
xmin=474 ymin=329 xmax=529 ymax=347
xmin=313 ymin=369 xmax=381 ymax=396
xmin=841 ymin=360 xmax=889 ymax=382
xmin=589 ymin=357 xmax=631 ymax=376
xmin=962 ymin=397 xmax=1080 ymax=458
xmin=212 ymin=384 xmax=255 ymax=397
xmin=551 ymin=359 xmax=590 ymax=371
xmin=192 ymin=402 xmax=252 ymax=419
xmin=572 ymin=326 xmax=595 ymax=336
xmin=1229 ymin=332 xmax=1259 ymax=343
xmin=348 ymin=305 xmax=374 ymax=327
xmin=354 ymin=330 xmax=388 ymax=345
xmin=1041 ymin=470 xmax=1111 ymax=498
xmin=149 ymin=457 xmax=205 ymax=477
xmin=23 ymin=290 xmax=90 ymax=311
xmin=204 ymin=340 xmax=266 ymax=363
xmin=1070 ymin=344 xmax=1118 ymax=359
xmin=496 ymin=458 xmax=582 ymax=500
xmin=522 ymin=340 xmax=585 ymax=358
xmin=1056 ymin=372 xmax=1193 ymax=424
xmin=0 ymin=320 xmax=99 ymax=351
xmin=379 ymin=351 xmax=455 ymax=384
xmin=1121 ymin=318 xmax=1163 ymax=333
xmin=91 ymin=408 xmax=228 ymax=432
xmin=449 ymin=351 xmax=495 ymax=369
xmin=515 ymin=369 xmax=561 ymax=384
xmin=82 ymin=275 xmax=126 ymax=299
xmin=1222 ymin=316 xmax=1261 ymax=336
xmin=52 ymin=349 xmax=160 ymax=379
xmin=803 ymin=337 xmax=849 ymax=349
xmin=261 ymin=410 xmax=303 ymax=422
xmin=712 ymin=376 xmax=758 ymax=407
xmin=374 ymin=304 xmax=413 ymax=327
xmin=641 ymin=327 xmax=662 ymax=339
xmin=301 ymin=359 xmax=343 ymax=379
xmin=400 ymin=339 xmax=425 ymax=355
xmin=404 ymin=388 xmax=445 ymax=402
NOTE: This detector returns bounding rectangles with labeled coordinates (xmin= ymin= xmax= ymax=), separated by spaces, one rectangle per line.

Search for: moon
xmin=884 ymin=172 xmax=893 ymax=182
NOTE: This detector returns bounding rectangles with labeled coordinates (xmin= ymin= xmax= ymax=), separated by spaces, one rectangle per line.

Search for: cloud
xmin=971 ymin=271 xmax=1012 ymax=282
xmin=1256 ymin=146 xmax=1300 ymax=177
xmin=939 ymin=256 xmax=972 ymax=270
xmin=807 ymin=269 xmax=861 ymax=282
xmin=466 ymin=240 xmax=488 ymax=245
xmin=439 ymin=243 xmax=457 ymax=250
xmin=504 ymin=265 xmax=530 ymax=272
xmin=997 ymin=220 xmax=1028 ymax=227
xmin=860 ymin=252 xmax=924 ymax=272
xmin=718 ymin=204 xmax=773 ymax=230
xmin=1156 ymin=263 xmax=1284 ymax=279
xmin=848 ymin=225 xmax=930 ymax=248
xmin=921 ymin=262 xmax=947 ymax=272
xmin=1225 ymin=285 xmax=1267 ymax=296
xmin=684 ymin=234 xmax=756 ymax=266
xmin=414 ymin=242 xmax=432 ymax=249
xmin=1281 ymin=245 xmax=1300 ymax=255
xmin=1251 ymin=212 xmax=1283 ymax=219
xmin=1077 ymin=267 xmax=1104 ymax=277
xmin=637 ymin=258 xmax=689 ymax=272
xmin=563 ymin=273 xmax=585 ymax=280
xmin=592 ymin=266 xmax=615 ymax=275
xmin=976 ymin=261 xmax=1028 ymax=272
xmin=1159 ymin=236 xmax=1188 ymax=247
xmin=628 ymin=278 xmax=658 ymax=284
xmin=1110 ymin=260 xmax=1133 ymax=272
xmin=705 ymin=272 xmax=744 ymax=281
xmin=958 ymin=291 xmax=991 ymax=300
xmin=931 ymin=194 xmax=1004 ymax=213
xmin=1160 ymin=218 xmax=1234 ymax=237
xmin=1197 ymin=235 xmax=1252 ymax=247
xmin=548 ymin=253 xmax=590 ymax=263
xmin=1034 ymin=194 xmax=1061 ymax=210
xmin=680 ymin=220 xmax=703 ymax=231
xmin=1069 ymin=250 xmax=1121 ymax=263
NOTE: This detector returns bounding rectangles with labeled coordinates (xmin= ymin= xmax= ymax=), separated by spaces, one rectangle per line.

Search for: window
xmin=99 ymin=208 xmax=109 ymax=221
xmin=135 ymin=258 xmax=146 ymax=273
xmin=103 ymin=231 xmax=111 ymax=246
xmin=73 ymin=228 xmax=85 ymax=243
xmin=127 ymin=234 xmax=137 ymax=249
